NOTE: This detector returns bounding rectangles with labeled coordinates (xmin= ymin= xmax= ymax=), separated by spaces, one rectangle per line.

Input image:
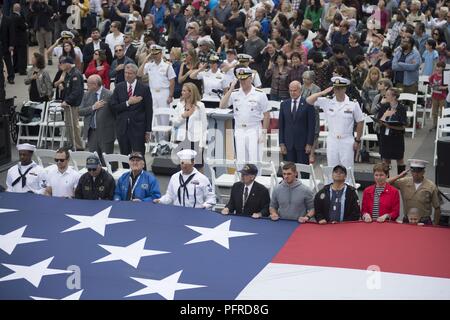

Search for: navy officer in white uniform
xmin=6 ymin=143 xmax=46 ymax=194
xmin=306 ymin=76 xmax=364 ymax=169
xmin=219 ymin=67 xmax=270 ymax=168
xmin=154 ymin=149 xmax=216 ymax=209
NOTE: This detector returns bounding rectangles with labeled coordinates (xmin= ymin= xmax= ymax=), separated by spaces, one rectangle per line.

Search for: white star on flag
xmin=0 ymin=257 xmax=73 ymax=288
xmin=92 ymin=237 xmax=170 ymax=268
xmin=30 ymin=290 xmax=84 ymax=300
xmin=62 ymin=206 xmax=134 ymax=236
xmin=185 ymin=220 xmax=257 ymax=249
xmin=126 ymin=270 xmax=206 ymax=300
xmin=0 ymin=208 xmax=18 ymax=214
xmin=0 ymin=225 xmax=46 ymax=255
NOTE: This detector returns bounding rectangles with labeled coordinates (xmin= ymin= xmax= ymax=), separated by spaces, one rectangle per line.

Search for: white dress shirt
xmin=46 ymin=166 xmax=81 ymax=198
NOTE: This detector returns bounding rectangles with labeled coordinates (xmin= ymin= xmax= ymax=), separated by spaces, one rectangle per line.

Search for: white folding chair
xmin=252 ymin=161 xmax=281 ymax=193
xmin=316 ymin=112 xmax=328 ymax=155
xmin=39 ymin=100 xmax=66 ymax=149
xmin=16 ymin=101 xmax=47 ymax=145
xmin=146 ymin=107 xmax=177 ymax=152
xmin=33 ymin=149 xmax=56 ymax=168
xmin=441 ymin=108 xmax=450 ymax=118
xmin=295 ymin=163 xmax=320 ymax=192
xmin=206 ymin=158 xmax=239 ymax=204
xmin=360 ymin=115 xmax=380 ymax=159
xmin=103 ymin=153 xmax=130 ymax=182
xmin=69 ymin=150 xmax=96 ymax=173
xmin=417 ymin=77 xmax=432 ymax=126
xmin=398 ymin=93 xmax=418 ymax=139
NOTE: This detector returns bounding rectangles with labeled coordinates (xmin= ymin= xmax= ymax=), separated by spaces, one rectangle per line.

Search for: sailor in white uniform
xmin=6 ymin=143 xmax=46 ymax=194
xmin=306 ymin=76 xmax=364 ymax=169
xmin=154 ymin=149 xmax=216 ymax=209
xmin=235 ymin=54 xmax=262 ymax=88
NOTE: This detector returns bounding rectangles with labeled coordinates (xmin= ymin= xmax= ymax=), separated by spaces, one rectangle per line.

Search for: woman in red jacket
xmin=362 ymin=163 xmax=400 ymax=223
xmin=85 ymin=49 xmax=111 ymax=89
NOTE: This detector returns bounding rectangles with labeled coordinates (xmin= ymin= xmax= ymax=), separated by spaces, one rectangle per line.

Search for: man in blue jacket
xmin=392 ymin=36 xmax=421 ymax=94
xmin=114 ymin=152 xmax=161 ymax=202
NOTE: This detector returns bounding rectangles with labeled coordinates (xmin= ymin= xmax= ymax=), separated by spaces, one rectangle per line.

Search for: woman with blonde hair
xmin=170 ymin=47 xmax=183 ymax=99
xmin=183 ymin=22 xmax=200 ymax=52
xmin=362 ymin=67 xmax=382 ymax=114
xmin=179 ymin=49 xmax=202 ymax=94
xmin=172 ymin=83 xmax=208 ymax=168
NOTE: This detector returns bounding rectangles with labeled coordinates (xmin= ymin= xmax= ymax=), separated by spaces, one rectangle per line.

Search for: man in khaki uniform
xmin=389 ymin=159 xmax=442 ymax=225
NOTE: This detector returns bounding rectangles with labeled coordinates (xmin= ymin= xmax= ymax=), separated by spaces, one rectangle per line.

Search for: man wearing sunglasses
xmin=44 ymin=148 xmax=80 ymax=198
xmin=75 ymin=155 xmax=115 ymax=200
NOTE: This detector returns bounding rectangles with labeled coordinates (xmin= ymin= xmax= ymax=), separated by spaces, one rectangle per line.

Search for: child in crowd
xmin=429 ymin=61 xmax=447 ymax=131
xmin=422 ymin=39 xmax=439 ymax=76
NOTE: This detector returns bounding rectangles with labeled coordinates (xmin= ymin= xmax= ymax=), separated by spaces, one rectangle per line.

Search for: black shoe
xmin=47 ymin=60 xmax=53 ymax=66
xmin=7 ymin=79 xmax=15 ymax=84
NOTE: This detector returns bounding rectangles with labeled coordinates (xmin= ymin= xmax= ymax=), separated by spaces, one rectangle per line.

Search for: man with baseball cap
xmin=219 ymin=67 xmax=270 ymax=168
xmin=154 ymin=149 xmax=216 ymax=208
xmin=389 ymin=159 xmax=443 ymax=224
xmin=222 ymin=164 xmax=270 ymax=218
xmin=306 ymin=76 xmax=364 ymax=172
xmin=75 ymin=155 xmax=115 ymax=200
xmin=113 ymin=152 xmax=161 ymax=202
xmin=6 ymin=143 xmax=46 ymax=194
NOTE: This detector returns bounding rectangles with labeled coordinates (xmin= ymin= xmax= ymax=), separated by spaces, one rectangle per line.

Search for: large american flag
xmin=1 ymin=192 xmax=450 ymax=300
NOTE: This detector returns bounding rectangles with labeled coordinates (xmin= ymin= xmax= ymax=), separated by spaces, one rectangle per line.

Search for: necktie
xmin=243 ymin=186 xmax=249 ymax=212
xmin=178 ymin=173 xmax=197 ymax=207
xmin=11 ymin=165 xmax=35 ymax=188
xmin=128 ymin=84 xmax=133 ymax=98
xmin=90 ymin=93 xmax=99 ymax=129
xmin=292 ymin=99 xmax=297 ymax=120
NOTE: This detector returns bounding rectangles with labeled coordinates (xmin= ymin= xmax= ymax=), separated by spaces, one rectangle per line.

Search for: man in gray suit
xmin=78 ymin=75 xmax=116 ymax=165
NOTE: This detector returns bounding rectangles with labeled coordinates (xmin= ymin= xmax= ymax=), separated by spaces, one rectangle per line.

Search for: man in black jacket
xmin=60 ymin=56 xmax=85 ymax=151
xmin=0 ymin=6 xmax=15 ymax=84
xmin=222 ymin=164 xmax=270 ymax=218
xmin=313 ymin=165 xmax=360 ymax=224
xmin=11 ymin=3 xmax=28 ymax=75
xmin=110 ymin=63 xmax=153 ymax=157
xmin=75 ymin=155 xmax=115 ymax=200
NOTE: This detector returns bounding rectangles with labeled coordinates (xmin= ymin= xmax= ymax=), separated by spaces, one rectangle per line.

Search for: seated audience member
xmin=75 ymin=155 xmax=115 ymax=200
xmin=6 ymin=143 xmax=46 ymax=194
xmin=314 ymin=165 xmax=360 ymax=224
xmin=361 ymin=163 xmax=400 ymax=223
xmin=44 ymin=148 xmax=81 ymax=198
xmin=269 ymin=162 xmax=315 ymax=223
xmin=154 ymin=150 xmax=216 ymax=209
xmin=222 ymin=164 xmax=270 ymax=218
xmin=114 ymin=152 xmax=161 ymax=202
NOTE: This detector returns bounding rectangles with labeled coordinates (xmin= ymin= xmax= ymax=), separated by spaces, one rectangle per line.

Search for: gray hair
xmin=302 ymin=70 xmax=315 ymax=80
xmin=125 ymin=63 xmax=138 ymax=74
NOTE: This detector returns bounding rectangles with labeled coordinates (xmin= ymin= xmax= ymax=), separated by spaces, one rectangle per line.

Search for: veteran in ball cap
xmin=389 ymin=159 xmax=443 ymax=225
xmin=154 ymin=150 xmax=216 ymax=208
xmin=221 ymin=164 xmax=271 ymax=218
xmin=6 ymin=144 xmax=46 ymax=194
xmin=75 ymin=155 xmax=116 ymax=200
xmin=306 ymin=76 xmax=364 ymax=171
xmin=220 ymin=67 xmax=270 ymax=168
xmin=113 ymin=152 xmax=161 ymax=202
xmin=138 ymin=43 xmax=176 ymax=140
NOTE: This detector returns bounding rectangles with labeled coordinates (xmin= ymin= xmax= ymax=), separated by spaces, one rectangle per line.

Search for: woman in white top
xmin=172 ymin=83 xmax=208 ymax=168
xmin=190 ymin=55 xmax=228 ymax=108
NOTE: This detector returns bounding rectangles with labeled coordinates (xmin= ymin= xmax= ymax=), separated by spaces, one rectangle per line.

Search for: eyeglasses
xmin=115 ymin=49 xmax=123 ymax=52
xmin=54 ymin=158 xmax=67 ymax=162
xmin=87 ymin=168 xmax=97 ymax=172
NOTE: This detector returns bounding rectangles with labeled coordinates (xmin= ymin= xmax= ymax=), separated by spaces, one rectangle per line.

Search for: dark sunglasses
xmin=88 ymin=168 xmax=97 ymax=172
xmin=54 ymin=158 xmax=67 ymax=162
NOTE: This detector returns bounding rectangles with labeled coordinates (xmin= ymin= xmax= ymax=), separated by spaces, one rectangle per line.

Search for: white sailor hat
xmin=408 ymin=159 xmax=428 ymax=170
xmin=17 ymin=143 xmax=36 ymax=152
xmin=177 ymin=149 xmax=197 ymax=160
xmin=331 ymin=76 xmax=350 ymax=87
xmin=235 ymin=67 xmax=253 ymax=80
xmin=61 ymin=30 xmax=75 ymax=39
xmin=150 ymin=44 xmax=163 ymax=54
xmin=237 ymin=53 xmax=252 ymax=63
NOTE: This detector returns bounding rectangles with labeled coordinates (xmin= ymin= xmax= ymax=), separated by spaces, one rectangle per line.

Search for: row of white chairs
xmin=433 ymin=109 xmax=450 ymax=165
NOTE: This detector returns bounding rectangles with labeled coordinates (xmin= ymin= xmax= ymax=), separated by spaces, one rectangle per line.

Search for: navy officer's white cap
xmin=237 ymin=53 xmax=252 ymax=62
xmin=17 ymin=143 xmax=36 ymax=152
xmin=408 ymin=159 xmax=428 ymax=169
xmin=235 ymin=67 xmax=253 ymax=79
xmin=331 ymin=76 xmax=350 ymax=87
xmin=150 ymin=44 xmax=163 ymax=53
xmin=177 ymin=149 xmax=197 ymax=160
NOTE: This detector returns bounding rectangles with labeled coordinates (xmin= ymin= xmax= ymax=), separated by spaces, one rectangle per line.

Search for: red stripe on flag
xmin=273 ymin=222 xmax=450 ymax=279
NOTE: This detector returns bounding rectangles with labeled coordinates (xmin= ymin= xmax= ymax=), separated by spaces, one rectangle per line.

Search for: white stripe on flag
xmin=237 ymin=263 xmax=450 ymax=300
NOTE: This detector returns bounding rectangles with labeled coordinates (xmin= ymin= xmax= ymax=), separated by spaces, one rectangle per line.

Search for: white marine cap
xmin=177 ymin=149 xmax=197 ymax=160
xmin=331 ymin=76 xmax=351 ymax=87
xmin=17 ymin=143 xmax=36 ymax=152
xmin=408 ymin=159 xmax=429 ymax=169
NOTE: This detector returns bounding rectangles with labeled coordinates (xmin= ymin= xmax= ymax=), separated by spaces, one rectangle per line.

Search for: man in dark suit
xmin=78 ymin=75 xmax=115 ymax=165
xmin=11 ymin=3 xmax=28 ymax=75
xmin=110 ymin=64 xmax=153 ymax=157
xmin=221 ymin=164 xmax=270 ymax=218
xmin=0 ymin=5 xmax=15 ymax=84
xmin=82 ymin=28 xmax=113 ymax=72
xmin=279 ymin=80 xmax=315 ymax=166
xmin=123 ymin=32 xmax=137 ymax=63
